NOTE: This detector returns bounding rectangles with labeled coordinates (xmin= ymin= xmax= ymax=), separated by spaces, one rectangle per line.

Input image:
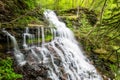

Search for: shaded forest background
xmin=0 ymin=0 xmax=120 ymax=80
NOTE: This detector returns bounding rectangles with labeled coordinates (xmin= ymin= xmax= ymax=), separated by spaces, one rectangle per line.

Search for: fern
xmin=0 ymin=57 xmax=23 ymax=80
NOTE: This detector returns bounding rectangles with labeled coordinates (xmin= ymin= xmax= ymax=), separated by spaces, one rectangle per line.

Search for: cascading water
xmin=2 ymin=29 xmax=26 ymax=66
xmin=3 ymin=10 xmax=103 ymax=80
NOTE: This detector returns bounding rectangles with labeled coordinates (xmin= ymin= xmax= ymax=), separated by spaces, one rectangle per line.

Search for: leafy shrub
xmin=0 ymin=57 xmax=22 ymax=80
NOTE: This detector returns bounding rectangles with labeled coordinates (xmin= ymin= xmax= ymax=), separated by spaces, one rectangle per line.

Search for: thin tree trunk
xmin=100 ymin=0 xmax=107 ymax=24
xmin=76 ymin=0 xmax=79 ymax=17
xmin=80 ymin=0 xmax=84 ymax=6
xmin=72 ymin=0 xmax=74 ymax=8
xmin=89 ymin=0 xmax=95 ymax=10
xmin=54 ymin=0 xmax=59 ymax=10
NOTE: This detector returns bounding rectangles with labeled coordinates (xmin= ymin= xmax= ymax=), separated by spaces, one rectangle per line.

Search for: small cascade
xmin=23 ymin=27 xmax=31 ymax=49
xmin=41 ymin=27 xmax=45 ymax=47
xmin=37 ymin=27 xmax=40 ymax=47
xmin=7 ymin=34 xmax=10 ymax=50
xmin=2 ymin=29 xmax=26 ymax=66
xmin=3 ymin=10 xmax=103 ymax=80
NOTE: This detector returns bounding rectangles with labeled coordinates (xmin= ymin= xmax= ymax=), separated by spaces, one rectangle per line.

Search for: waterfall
xmin=2 ymin=29 xmax=26 ymax=66
xmin=3 ymin=10 xmax=103 ymax=80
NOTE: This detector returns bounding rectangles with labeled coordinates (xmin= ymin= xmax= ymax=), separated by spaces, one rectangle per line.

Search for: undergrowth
xmin=0 ymin=57 xmax=22 ymax=80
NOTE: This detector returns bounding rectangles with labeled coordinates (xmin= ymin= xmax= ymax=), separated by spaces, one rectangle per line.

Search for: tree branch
xmin=1 ymin=6 xmax=41 ymax=25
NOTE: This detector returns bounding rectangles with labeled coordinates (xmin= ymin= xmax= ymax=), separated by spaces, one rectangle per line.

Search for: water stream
xmin=3 ymin=10 xmax=103 ymax=80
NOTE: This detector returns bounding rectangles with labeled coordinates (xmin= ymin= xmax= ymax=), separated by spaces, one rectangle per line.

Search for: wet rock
xmin=93 ymin=48 xmax=108 ymax=54
xmin=54 ymin=57 xmax=61 ymax=66
xmin=21 ymin=63 xmax=49 ymax=80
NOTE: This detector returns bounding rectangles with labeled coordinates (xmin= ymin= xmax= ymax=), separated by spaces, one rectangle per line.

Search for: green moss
xmin=93 ymin=48 xmax=108 ymax=54
xmin=27 ymin=35 xmax=52 ymax=44
xmin=15 ymin=16 xmax=43 ymax=28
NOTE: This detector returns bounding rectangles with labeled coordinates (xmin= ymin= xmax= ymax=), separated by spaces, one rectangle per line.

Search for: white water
xmin=41 ymin=27 xmax=45 ymax=47
xmin=2 ymin=29 xmax=26 ymax=66
xmin=23 ymin=27 xmax=35 ymax=49
xmin=37 ymin=27 xmax=40 ymax=46
xmin=3 ymin=10 xmax=103 ymax=80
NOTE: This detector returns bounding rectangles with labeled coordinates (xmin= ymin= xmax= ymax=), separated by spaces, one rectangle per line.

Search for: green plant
xmin=0 ymin=57 xmax=23 ymax=80
xmin=27 ymin=34 xmax=53 ymax=44
xmin=110 ymin=64 xmax=120 ymax=80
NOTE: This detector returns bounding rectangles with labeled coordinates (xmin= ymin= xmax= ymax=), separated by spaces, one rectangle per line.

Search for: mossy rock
xmin=93 ymin=48 xmax=118 ymax=63
xmin=93 ymin=48 xmax=108 ymax=54
xmin=99 ymin=55 xmax=116 ymax=63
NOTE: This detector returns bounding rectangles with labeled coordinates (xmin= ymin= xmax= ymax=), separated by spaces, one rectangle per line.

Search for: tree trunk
xmin=100 ymin=0 xmax=107 ymax=24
